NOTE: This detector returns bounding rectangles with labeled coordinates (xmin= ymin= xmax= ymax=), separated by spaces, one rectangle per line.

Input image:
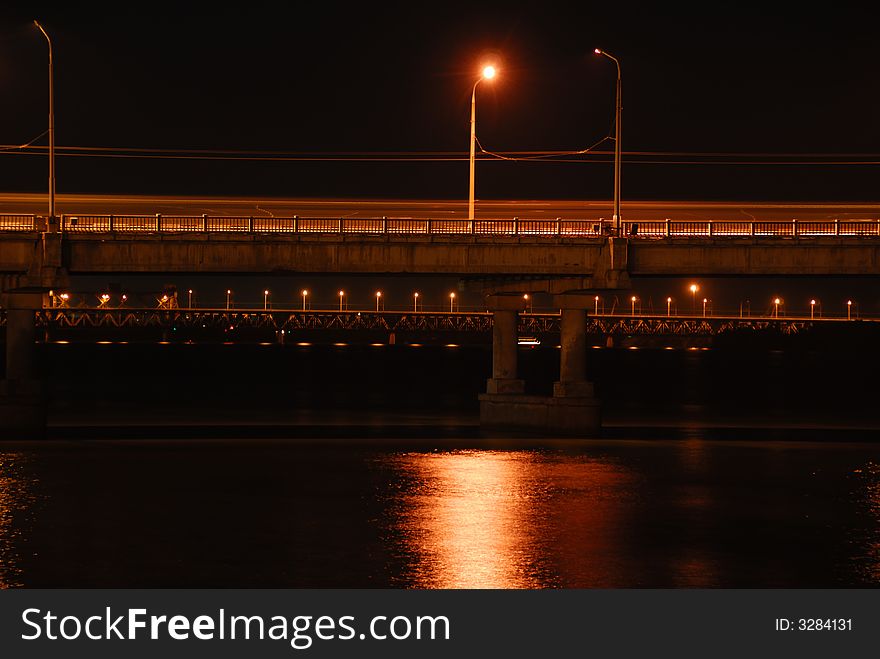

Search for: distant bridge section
xmin=5 ymin=308 xmax=868 ymax=336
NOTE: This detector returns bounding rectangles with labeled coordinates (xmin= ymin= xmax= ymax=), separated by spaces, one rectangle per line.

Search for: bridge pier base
xmin=480 ymin=295 xmax=601 ymax=436
xmin=1 ymin=292 xmax=46 ymax=439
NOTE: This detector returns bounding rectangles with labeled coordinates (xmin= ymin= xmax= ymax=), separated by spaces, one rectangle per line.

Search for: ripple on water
xmin=0 ymin=453 xmax=41 ymax=589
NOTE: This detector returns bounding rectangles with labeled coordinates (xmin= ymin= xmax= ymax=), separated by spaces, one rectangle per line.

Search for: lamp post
xmin=595 ymin=48 xmax=621 ymax=234
xmin=226 ymin=289 xmax=232 ymax=310
xmin=847 ymin=300 xmax=852 ymax=320
xmin=301 ymin=290 xmax=309 ymax=311
xmin=449 ymin=292 xmax=456 ymax=313
xmin=773 ymin=297 xmax=781 ymax=318
xmin=339 ymin=290 xmax=345 ymax=312
xmin=469 ymin=65 xmax=496 ymax=222
xmin=810 ymin=299 xmax=816 ymax=320
xmin=689 ymin=284 xmax=699 ymax=315
xmin=702 ymin=298 xmax=708 ymax=317
xmin=375 ymin=291 xmax=382 ymax=312
xmin=667 ymin=296 xmax=672 ymax=317
xmin=264 ymin=290 xmax=270 ymax=310
xmin=523 ymin=293 xmax=532 ymax=313
xmin=188 ymin=289 xmax=193 ymax=308
xmin=631 ymin=295 xmax=637 ymax=316
xmin=34 ymin=20 xmax=56 ymax=231
xmin=413 ymin=292 xmax=419 ymax=312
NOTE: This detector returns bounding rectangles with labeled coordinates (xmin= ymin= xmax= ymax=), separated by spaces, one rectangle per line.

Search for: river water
xmin=0 ymin=437 xmax=878 ymax=588
xmin=0 ymin=343 xmax=878 ymax=588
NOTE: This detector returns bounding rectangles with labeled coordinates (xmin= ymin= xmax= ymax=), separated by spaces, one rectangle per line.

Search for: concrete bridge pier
xmin=485 ymin=302 xmax=525 ymax=395
xmin=1 ymin=291 xmax=46 ymax=439
xmin=479 ymin=294 xmax=600 ymax=436
xmin=550 ymin=297 xmax=601 ymax=432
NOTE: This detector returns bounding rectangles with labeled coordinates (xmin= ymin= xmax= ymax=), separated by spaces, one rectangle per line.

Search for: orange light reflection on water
xmin=384 ymin=450 xmax=636 ymax=588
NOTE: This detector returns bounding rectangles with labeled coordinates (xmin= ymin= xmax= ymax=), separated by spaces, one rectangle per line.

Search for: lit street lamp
xmin=34 ymin=20 xmax=56 ymax=231
xmin=301 ymin=289 xmax=309 ymax=311
xmin=264 ymin=290 xmax=270 ymax=310
xmin=847 ymin=299 xmax=852 ymax=320
xmin=702 ymin=298 xmax=708 ymax=317
xmin=449 ymin=292 xmax=456 ymax=313
xmin=413 ymin=292 xmax=420 ymax=312
xmin=376 ymin=291 xmax=382 ymax=312
xmin=523 ymin=293 xmax=532 ymax=313
xmin=188 ymin=289 xmax=193 ymax=308
xmin=594 ymin=295 xmax=600 ymax=316
xmin=631 ymin=295 xmax=637 ymax=316
xmin=773 ymin=297 xmax=781 ymax=318
xmin=226 ymin=289 xmax=232 ymax=310
xmin=469 ymin=64 xmax=497 ymax=222
xmin=810 ymin=299 xmax=816 ymax=320
xmin=667 ymin=296 xmax=672 ymax=317
xmin=595 ymin=48 xmax=622 ymax=234
xmin=689 ymin=284 xmax=699 ymax=315
xmin=339 ymin=290 xmax=345 ymax=312
xmin=98 ymin=293 xmax=110 ymax=309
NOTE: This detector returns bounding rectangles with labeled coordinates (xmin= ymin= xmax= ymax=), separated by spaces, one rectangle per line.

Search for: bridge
xmin=6 ymin=308 xmax=850 ymax=337
xmin=3 ymin=201 xmax=880 ymax=437
xmin=3 ymin=215 xmax=880 ymax=282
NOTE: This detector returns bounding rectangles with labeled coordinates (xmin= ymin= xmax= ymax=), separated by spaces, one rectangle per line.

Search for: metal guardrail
xmin=2 ymin=214 xmax=880 ymax=238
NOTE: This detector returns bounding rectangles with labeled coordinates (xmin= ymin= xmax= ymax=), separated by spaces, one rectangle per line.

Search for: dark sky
xmin=2 ymin=3 xmax=878 ymax=201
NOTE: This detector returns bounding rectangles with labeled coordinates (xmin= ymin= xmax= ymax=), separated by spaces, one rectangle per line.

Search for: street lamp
xmin=847 ymin=299 xmax=852 ymax=320
xmin=702 ymin=298 xmax=708 ymax=317
xmin=523 ymin=293 xmax=532 ymax=313
xmin=449 ymin=292 xmax=456 ymax=313
xmin=810 ymin=299 xmax=816 ymax=320
xmin=469 ymin=64 xmax=497 ymax=222
xmin=376 ymin=291 xmax=382 ymax=312
xmin=226 ymin=289 xmax=232 ymax=310
xmin=773 ymin=297 xmax=781 ymax=318
xmin=34 ymin=20 xmax=56 ymax=231
xmin=339 ymin=290 xmax=345 ymax=312
xmin=98 ymin=293 xmax=110 ymax=308
xmin=631 ymin=295 xmax=637 ymax=316
xmin=667 ymin=296 xmax=672 ymax=317
xmin=413 ymin=292 xmax=420 ymax=312
xmin=594 ymin=295 xmax=600 ymax=315
xmin=188 ymin=289 xmax=193 ymax=308
xmin=689 ymin=284 xmax=699 ymax=314
xmin=121 ymin=294 xmax=127 ymax=307
xmin=301 ymin=289 xmax=309 ymax=311
xmin=595 ymin=48 xmax=622 ymax=234
xmin=264 ymin=290 xmax=270 ymax=310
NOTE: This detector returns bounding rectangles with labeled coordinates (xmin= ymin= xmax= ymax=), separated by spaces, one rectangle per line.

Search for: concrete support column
xmin=2 ymin=291 xmax=46 ymax=438
xmin=486 ymin=307 xmax=524 ymax=394
xmin=553 ymin=307 xmax=594 ymax=398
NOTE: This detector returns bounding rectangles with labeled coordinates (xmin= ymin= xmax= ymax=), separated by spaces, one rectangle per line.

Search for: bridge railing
xmin=0 ymin=214 xmax=37 ymax=231
xmin=3 ymin=214 xmax=880 ymax=238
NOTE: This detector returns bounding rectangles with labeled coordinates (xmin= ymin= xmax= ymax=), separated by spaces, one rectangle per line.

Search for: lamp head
xmin=481 ymin=65 xmax=496 ymax=80
xmin=594 ymin=48 xmax=602 ymax=55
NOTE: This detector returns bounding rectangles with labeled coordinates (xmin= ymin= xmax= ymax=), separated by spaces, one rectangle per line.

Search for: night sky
xmin=1 ymin=4 xmax=879 ymax=201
